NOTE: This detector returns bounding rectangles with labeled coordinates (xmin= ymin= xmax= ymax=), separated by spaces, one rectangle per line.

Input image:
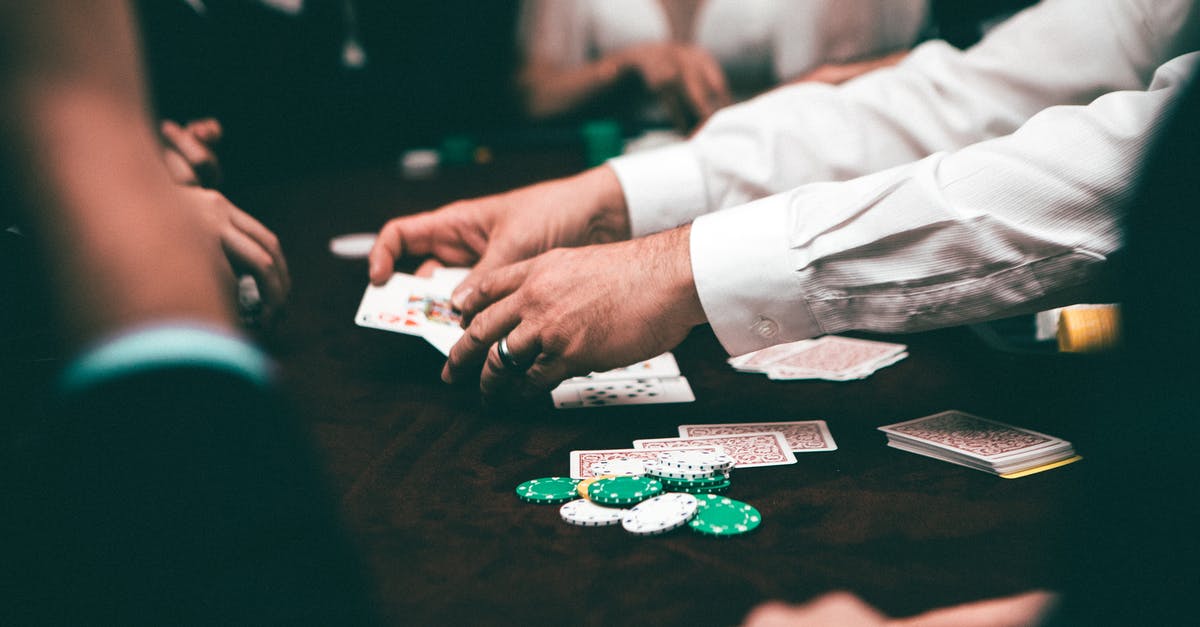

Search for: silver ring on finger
xmin=497 ymin=336 xmax=531 ymax=372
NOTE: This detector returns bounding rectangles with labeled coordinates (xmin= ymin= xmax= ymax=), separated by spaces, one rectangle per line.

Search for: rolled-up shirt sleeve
xmin=611 ymin=0 xmax=1198 ymax=238
xmin=692 ymin=52 xmax=1196 ymax=356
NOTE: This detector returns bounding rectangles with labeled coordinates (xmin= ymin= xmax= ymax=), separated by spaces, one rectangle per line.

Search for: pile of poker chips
xmin=514 ymin=450 xmax=761 ymax=537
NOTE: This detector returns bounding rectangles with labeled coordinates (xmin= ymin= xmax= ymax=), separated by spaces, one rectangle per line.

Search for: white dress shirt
xmin=608 ymin=0 xmax=1200 ymax=356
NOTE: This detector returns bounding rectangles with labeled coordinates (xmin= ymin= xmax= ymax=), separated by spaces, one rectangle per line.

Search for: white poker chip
xmin=589 ymin=459 xmax=647 ymax=477
xmin=657 ymin=450 xmax=736 ymax=472
xmin=560 ymin=498 xmax=625 ymax=527
xmin=643 ymin=460 xmax=728 ymax=480
xmin=621 ymin=492 xmax=699 ymax=536
xmin=328 ymin=233 xmax=377 ymax=259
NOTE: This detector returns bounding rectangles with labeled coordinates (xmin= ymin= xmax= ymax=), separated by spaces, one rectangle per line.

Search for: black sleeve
xmin=4 ymin=366 xmax=380 ymax=626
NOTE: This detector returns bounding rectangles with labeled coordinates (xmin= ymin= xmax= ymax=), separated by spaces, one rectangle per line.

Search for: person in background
xmin=516 ymin=0 xmax=929 ymax=129
xmin=368 ymin=0 xmax=1198 ymax=401
xmin=0 ymin=2 xmax=375 ymax=623
xmin=736 ymin=37 xmax=1200 ymax=627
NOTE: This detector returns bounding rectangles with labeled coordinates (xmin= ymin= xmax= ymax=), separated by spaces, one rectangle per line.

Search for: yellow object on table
xmin=1057 ymin=304 xmax=1121 ymax=353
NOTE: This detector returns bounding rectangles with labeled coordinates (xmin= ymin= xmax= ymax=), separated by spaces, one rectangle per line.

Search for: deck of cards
xmin=569 ymin=420 xmax=838 ymax=477
xmin=729 ymin=336 xmax=907 ymax=381
xmin=355 ymin=268 xmax=469 ymax=356
xmin=879 ymin=411 xmax=1080 ymax=478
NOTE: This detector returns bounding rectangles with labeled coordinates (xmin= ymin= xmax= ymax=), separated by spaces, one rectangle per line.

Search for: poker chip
xmin=515 ymin=477 xmax=582 ymax=504
xmin=328 ymin=232 xmax=377 ymax=259
xmin=658 ymin=471 xmax=730 ymax=486
xmin=669 ymin=480 xmax=732 ymax=495
xmin=657 ymin=450 xmax=736 ymax=472
xmin=560 ymin=499 xmax=625 ymax=527
xmin=576 ymin=474 xmax=618 ymax=500
xmin=621 ymin=493 xmax=699 ymax=536
xmin=643 ymin=460 xmax=728 ymax=481
xmin=589 ymin=459 xmax=647 ymax=477
xmin=688 ymin=495 xmax=761 ymax=536
xmin=587 ymin=476 xmax=663 ymax=507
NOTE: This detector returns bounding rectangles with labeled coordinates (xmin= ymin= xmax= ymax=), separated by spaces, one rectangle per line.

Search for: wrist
xmin=577 ymin=165 xmax=632 ymax=243
xmin=655 ymin=225 xmax=707 ymax=328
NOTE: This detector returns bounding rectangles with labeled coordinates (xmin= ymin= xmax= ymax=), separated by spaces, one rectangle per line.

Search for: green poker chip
xmin=670 ymin=480 xmax=732 ymax=494
xmin=689 ymin=495 xmax=761 ymax=536
xmin=516 ymin=477 xmax=582 ymax=504
xmin=587 ymin=475 xmax=663 ymax=507
xmin=660 ymin=473 xmax=730 ymax=488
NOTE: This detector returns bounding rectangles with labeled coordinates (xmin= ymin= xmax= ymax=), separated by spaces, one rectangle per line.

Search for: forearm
xmin=612 ymin=0 xmax=1198 ymax=233
xmin=691 ymin=52 xmax=1194 ymax=356
xmin=518 ymin=56 xmax=626 ymax=119
xmin=1 ymin=2 xmax=230 ymax=346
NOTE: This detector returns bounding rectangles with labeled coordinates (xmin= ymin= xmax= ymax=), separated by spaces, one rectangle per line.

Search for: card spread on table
xmin=355 ymin=269 xmax=466 ymax=355
xmin=551 ymin=371 xmax=694 ymax=409
xmin=878 ymin=410 xmax=1078 ymax=476
xmin=568 ymin=446 xmax=720 ymax=479
xmin=730 ymin=336 xmax=907 ymax=381
xmin=678 ymin=420 xmax=837 ymax=452
xmin=633 ymin=432 xmax=797 ymax=468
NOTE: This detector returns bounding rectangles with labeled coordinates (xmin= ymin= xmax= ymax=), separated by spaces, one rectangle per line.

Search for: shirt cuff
xmin=61 ymin=322 xmax=273 ymax=393
xmin=690 ymin=197 xmax=822 ymax=356
xmin=608 ymin=143 xmax=709 ymax=237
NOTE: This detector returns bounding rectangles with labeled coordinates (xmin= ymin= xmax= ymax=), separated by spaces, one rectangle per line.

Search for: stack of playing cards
xmin=550 ymin=353 xmax=695 ymax=409
xmin=879 ymin=411 xmax=1080 ymax=478
xmin=355 ymin=268 xmax=469 ymax=356
xmin=729 ymin=336 xmax=907 ymax=381
xmin=568 ymin=419 xmax=838 ymax=476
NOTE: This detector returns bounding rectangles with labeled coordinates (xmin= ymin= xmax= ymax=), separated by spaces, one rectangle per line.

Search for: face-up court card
xmin=568 ymin=446 xmax=720 ymax=479
xmin=678 ymin=420 xmax=837 ymax=452
xmin=551 ymin=375 xmax=694 ymax=409
xmin=355 ymin=273 xmax=438 ymax=336
xmin=632 ymin=432 xmax=797 ymax=468
xmin=356 ymin=272 xmax=466 ymax=354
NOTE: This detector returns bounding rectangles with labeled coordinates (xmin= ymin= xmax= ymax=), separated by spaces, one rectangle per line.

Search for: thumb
xmin=451 ymin=249 xmax=513 ymax=311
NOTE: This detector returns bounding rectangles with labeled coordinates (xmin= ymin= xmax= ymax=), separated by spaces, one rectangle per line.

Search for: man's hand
xmin=161 ymin=118 xmax=223 ymax=188
xmin=368 ymin=166 xmax=630 ymax=309
xmin=182 ymin=187 xmax=291 ymax=320
xmin=444 ymin=226 xmax=706 ymax=399
xmin=616 ymin=42 xmax=731 ymax=127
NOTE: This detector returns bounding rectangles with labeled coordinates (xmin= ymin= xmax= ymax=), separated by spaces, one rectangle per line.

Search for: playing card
xmin=879 ymin=410 xmax=1070 ymax=463
xmin=568 ymin=446 xmax=720 ymax=479
xmin=730 ymin=336 xmax=907 ymax=381
xmin=562 ymin=353 xmax=682 ymax=383
xmin=678 ymin=420 xmax=837 ymax=452
xmin=356 ymin=272 xmax=466 ymax=354
xmin=766 ymin=336 xmax=905 ymax=374
xmin=355 ymin=273 xmax=437 ymax=336
xmin=551 ymin=375 xmax=694 ymax=409
xmin=632 ymin=432 xmax=797 ymax=468
xmin=767 ymin=351 xmax=909 ymax=381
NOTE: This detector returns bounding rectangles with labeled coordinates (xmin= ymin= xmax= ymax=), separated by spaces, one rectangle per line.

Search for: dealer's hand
xmin=444 ymin=225 xmax=706 ymax=399
xmin=368 ymin=166 xmax=631 ymax=311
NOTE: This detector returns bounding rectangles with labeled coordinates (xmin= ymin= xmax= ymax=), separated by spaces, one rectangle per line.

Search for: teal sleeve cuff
xmin=61 ymin=323 xmax=273 ymax=393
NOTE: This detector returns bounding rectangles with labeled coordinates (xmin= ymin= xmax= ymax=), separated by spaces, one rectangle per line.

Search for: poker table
xmin=233 ymin=148 xmax=1092 ymax=626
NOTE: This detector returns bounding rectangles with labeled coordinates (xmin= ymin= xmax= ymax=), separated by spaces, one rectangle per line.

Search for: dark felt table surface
xmin=233 ymin=149 xmax=1091 ymax=626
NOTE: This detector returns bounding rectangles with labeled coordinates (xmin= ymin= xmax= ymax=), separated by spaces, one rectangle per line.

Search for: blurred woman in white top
xmin=517 ymin=0 xmax=929 ymax=128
